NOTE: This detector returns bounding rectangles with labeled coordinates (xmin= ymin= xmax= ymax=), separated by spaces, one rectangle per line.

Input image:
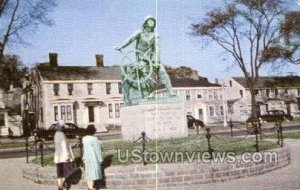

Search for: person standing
xmin=54 ymin=121 xmax=74 ymax=190
xmin=82 ymin=125 xmax=103 ymax=190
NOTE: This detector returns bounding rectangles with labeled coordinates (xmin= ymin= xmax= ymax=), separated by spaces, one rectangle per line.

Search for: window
xmin=254 ymin=89 xmax=259 ymax=95
xmin=40 ymin=108 xmax=43 ymax=122
xmin=54 ymin=106 xmax=58 ymax=121
xmin=108 ymin=104 xmax=113 ymax=118
xmin=67 ymin=105 xmax=72 ymax=120
xmin=118 ymin=83 xmax=122 ymax=94
xmin=213 ymin=91 xmax=218 ymax=100
xmin=197 ymin=94 xmax=202 ymax=99
xmin=61 ymin=106 xmax=66 ymax=120
xmin=209 ymin=106 xmax=215 ymax=117
xmin=88 ymin=106 xmax=94 ymax=122
xmin=53 ymin=84 xmax=59 ymax=96
xmin=67 ymin=84 xmax=73 ymax=95
xmin=240 ymin=90 xmax=243 ymax=98
xmin=0 ymin=114 xmax=4 ymax=126
xmin=115 ymin=104 xmax=120 ymax=118
xmin=220 ymin=106 xmax=224 ymax=115
xmin=106 ymin=83 xmax=111 ymax=94
xmin=186 ymin=90 xmax=190 ymax=100
xmin=229 ymin=80 xmax=232 ymax=87
xmin=208 ymin=90 xmax=213 ymax=99
xmin=228 ymin=104 xmax=234 ymax=114
xmin=275 ymin=89 xmax=278 ymax=97
xmin=266 ymin=89 xmax=270 ymax=97
xmin=284 ymin=89 xmax=288 ymax=94
xmin=87 ymin=83 xmax=93 ymax=95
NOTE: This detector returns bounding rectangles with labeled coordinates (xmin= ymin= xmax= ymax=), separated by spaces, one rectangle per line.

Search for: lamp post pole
xmin=222 ymin=83 xmax=228 ymax=127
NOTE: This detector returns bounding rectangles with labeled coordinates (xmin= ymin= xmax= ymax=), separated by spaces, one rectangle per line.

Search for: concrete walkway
xmin=1 ymin=139 xmax=300 ymax=190
xmin=165 ymin=139 xmax=300 ymax=190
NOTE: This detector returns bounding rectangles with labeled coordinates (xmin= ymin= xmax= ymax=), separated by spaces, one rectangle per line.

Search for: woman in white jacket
xmin=54 ymin=121 xmax=74 ymax=190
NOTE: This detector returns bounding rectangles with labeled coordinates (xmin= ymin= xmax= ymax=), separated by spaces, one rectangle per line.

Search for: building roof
xmin=171 ymin=78 xmax=221 ymax=88
xmin=37 ymin=66 xmax=121 ymax=81
xmin=232 ymin=76 xmax=300 ymax=88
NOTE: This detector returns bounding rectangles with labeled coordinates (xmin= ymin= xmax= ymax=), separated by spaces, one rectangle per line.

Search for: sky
xmin=7 ymin=0 xmax=300 ymax=83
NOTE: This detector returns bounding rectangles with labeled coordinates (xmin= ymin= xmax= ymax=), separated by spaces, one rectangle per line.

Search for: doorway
xmin=198 ymin=109 xmax=204 ymax=121
xmin=88 ymin=106 xmax=95 ymax=122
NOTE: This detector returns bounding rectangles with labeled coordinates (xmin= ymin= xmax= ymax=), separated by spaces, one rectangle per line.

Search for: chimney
xmin=95 ymin=54 xmax=104 ymax=67
xmin=49 ymin=53 xmax=58 ymax=67
xmin=215 ymin=78 xmax=219 ymax=84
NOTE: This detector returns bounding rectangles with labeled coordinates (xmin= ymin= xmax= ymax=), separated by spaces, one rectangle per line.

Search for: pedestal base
xmin=121 ymin=102 xmax=188 ymax=141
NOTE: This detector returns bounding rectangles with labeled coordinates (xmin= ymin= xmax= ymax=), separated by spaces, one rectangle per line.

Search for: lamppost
xmin=222 ymin=83 xmax=228 ymax=127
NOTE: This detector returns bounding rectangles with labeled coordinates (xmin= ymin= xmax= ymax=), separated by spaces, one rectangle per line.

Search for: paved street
xmin=0 ymin=139 xmax=299 ymax=189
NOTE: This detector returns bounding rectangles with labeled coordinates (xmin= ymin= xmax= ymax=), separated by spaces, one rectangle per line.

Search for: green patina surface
xmin=115 ymin=16 xmax=176 ymax=106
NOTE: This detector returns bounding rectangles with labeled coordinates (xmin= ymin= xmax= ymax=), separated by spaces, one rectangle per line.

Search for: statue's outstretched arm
xmin=116 ymin=31 xmax=140 ymax=51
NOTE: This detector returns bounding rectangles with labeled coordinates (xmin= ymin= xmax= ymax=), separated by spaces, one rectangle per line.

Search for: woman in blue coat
xmin=82 ymin=125 xmax=103 ymax=190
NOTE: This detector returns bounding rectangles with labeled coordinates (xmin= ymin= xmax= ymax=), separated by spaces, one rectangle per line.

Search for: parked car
xmin=186 ymin=115 xmax=204 ymax=129
xmin=35 ymin=123 xmax=88 ymax=140
xmin=259 ymin=110 xmax=293 ymax=123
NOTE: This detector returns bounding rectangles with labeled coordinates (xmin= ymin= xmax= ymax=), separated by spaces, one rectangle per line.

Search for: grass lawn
xmin=0 ymin=141 xmax=53 ymax=149
xmin=267 ymin=131 xmax=300 ymax=139
xmin=33 ymin=135 xmax=278 ymax=166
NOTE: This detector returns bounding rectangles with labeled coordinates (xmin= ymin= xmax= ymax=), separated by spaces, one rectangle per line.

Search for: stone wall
xmin=23 ymin=146 xmax=290 ymax=189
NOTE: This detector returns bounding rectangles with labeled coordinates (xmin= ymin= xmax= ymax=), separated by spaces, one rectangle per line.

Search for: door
xmin=88 ymin=106 xmax=95 ymax=122
xmin=198 ymin=109 xmax=204 ymax=121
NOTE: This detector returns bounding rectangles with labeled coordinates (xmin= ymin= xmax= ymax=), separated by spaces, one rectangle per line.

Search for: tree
xmin=165 ymin=66 xmax=199 ymax=79
xmin=0 ymin=54 xmax=28 ymax=90
xmin=191 ymin=0 xmax=297 ymax=118
xmin=0 ymin=0 xmax=56 ymax=60
xmin=282 ymin=11 xmax=300 ymax=64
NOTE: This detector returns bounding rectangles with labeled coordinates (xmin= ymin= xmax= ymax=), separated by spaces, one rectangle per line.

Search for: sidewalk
xmin=162 ymin=139 xmax=300 ymax=190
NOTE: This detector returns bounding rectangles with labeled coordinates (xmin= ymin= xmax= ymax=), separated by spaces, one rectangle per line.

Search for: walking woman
xmin=54 ymin=121 xmax=74 ymax=190
xmin=82 ymin=125 xmax=103 ymax=190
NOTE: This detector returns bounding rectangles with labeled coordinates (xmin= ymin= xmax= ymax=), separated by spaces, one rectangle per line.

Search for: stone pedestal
xmin=121 ymin=102 xmax=188 ymax=141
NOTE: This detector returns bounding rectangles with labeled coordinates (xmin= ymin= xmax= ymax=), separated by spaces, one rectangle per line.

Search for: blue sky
xmin=7 ymin=0 xmax=300 ymax=82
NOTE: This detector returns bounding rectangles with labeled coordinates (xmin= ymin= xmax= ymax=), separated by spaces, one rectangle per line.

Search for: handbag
xmin=63 ymin=161 xmax=79 ymax=179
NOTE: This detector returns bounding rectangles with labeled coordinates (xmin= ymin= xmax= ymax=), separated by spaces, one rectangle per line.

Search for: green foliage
xmin=0 ymin=54 xmax=28 ymax=90
xmin=165 ymin=66 xmax=197 ymax=79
